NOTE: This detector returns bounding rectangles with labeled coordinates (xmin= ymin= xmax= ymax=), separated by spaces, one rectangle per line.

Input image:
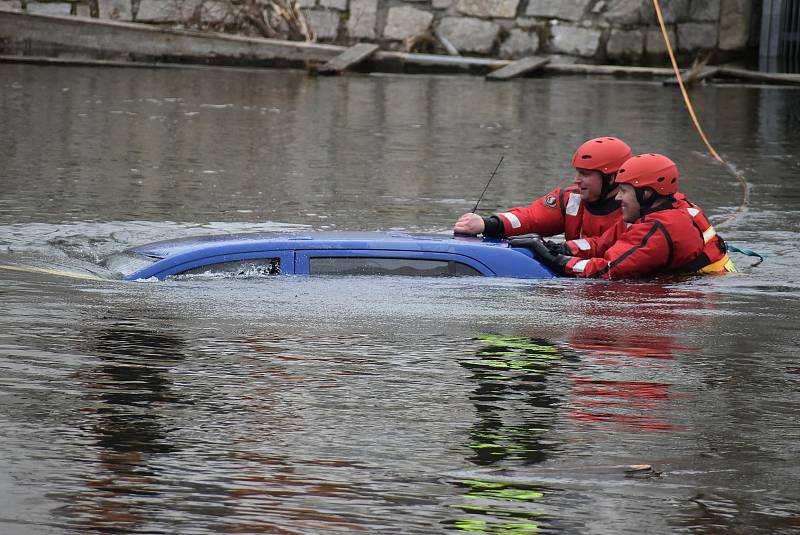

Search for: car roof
xmin=127 ymin=231 xmax=504 ymax=258
xmin=119 ymin=231 xmax=555 ymax=280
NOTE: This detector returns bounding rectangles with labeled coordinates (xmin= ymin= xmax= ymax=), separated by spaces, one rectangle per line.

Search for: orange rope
xmin=652 ymin=0 xmax=749 ymax=227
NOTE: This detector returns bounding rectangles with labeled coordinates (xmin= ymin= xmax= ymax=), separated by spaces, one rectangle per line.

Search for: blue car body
xmin=107 ymin=231 xmax=555 ymax=281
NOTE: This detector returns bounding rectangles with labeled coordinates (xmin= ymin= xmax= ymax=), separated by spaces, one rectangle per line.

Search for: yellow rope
xmin=652 ymin=0 xmax=749 ymax=227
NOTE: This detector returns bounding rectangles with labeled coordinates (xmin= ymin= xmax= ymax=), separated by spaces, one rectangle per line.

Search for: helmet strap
xmin=637 ymin=189 xmax=675 ymax=216
xmin=635 ymin=187 xmax=656 ymax=209
xmin=600 ymin=173 xmax=615 ymax=198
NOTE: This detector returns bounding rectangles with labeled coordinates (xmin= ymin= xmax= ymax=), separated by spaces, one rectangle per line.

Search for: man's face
xmin=616 ymin=183 xmax=641 ymax=223
xmin=573 ymin=168 xmax=604 ymax=202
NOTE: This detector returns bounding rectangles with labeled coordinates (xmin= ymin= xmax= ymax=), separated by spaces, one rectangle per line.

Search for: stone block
xmin=719 ymin=0 xmax=753 ymax=50
xmin=606 ymin=28 xmax=644 ymax=58
xmin=432 ymin=0 xmax=452 ymax=8
xmin=526 ymin=0 xmax=590 ymax=21
xmin=0 ymin=1 xmax=22 ymax=10
xmin=640 ymin=0 xmax=690 ymax=24
xmin=457 ymin=0 xmax=519 ymax=19
xmin=297 ymin=0 xmax=316 ymax=7
xmin=305 ymin=8 xmax=341 ymax=39
xmin=515 ymin=17 xmax=538 ymax=29
xmin=645 ymin=26 xmax=676 ymax=54
xmin=136 ymin=0 xmax=203 ymax=22
xmin=347 ymin=0 xmax=376 ymax=38
xmin=194 ymin=1 xmax=228 ymax=24
xmin=499 ymin=28 xmax=539 ymax=58
xmin=591 ymin=0 xmax=607 ymax=14
xmin=678 ymin=22 xmax=717 ymax=50
xmin=98 ymin=0 xmax=132 ymax=20
xmin=689 ymin=0 xmax=719 ymax=21
xmin=437 ymin=16 xmax=499 ymax=53
xmin=602 ymin=0 xmax=644 ymax=25
xmin=383 ymin=5 xmax=433 ymax=40
xmin=27 ymin=2 xmax=72 ymax=15
xmin=76 ymin=3 xmax=91 ymax=17
xmin=549 ymin=54 xmax=579 ymax=63
xmin=549 ymin=23 xmax=601 ymax=56
xmin=320 ymin=0 xmax=346 ymax=10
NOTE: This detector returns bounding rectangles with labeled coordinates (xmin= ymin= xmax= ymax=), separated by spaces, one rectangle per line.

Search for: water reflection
xmin=449 ymin=335 xmax=566 ymax=533
xmin=562 ymin=282 xmax=713 ymax=434
xmin=89 ymin=325 xmax=185 ymax=453
xmin=448 ymin=478 xmax=545 ymax=535
xmin=448 ymin=282 xmax=719 ymax=533
xmin=460 ymin=335 xmax=567 ymax=466
xmin=61 ymin=321 xmax=186 ymax=533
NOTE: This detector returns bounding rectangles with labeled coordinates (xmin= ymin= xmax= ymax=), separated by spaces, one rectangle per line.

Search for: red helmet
xmin=615 ymin=153 xmax=679 ymax=195
xmin=571 ymin=137 xmax=632 ymax=175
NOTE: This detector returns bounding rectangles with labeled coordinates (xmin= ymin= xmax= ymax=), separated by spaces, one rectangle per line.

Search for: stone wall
xmin=2 ymin=0 xmax=760 ymax=63
xmin=1 ymin=0 xmax=91 ymax=16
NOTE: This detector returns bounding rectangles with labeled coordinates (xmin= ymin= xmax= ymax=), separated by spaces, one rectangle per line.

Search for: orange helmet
xmin=615 ymin=153 xmax=679 ymax=196
xmin=571 ymin=137 xmax=632 ymax=175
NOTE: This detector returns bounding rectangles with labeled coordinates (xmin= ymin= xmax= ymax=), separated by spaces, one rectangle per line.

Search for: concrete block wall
xmin=4 ymin=0 xmax=760 ymax=63
xmin=1 ymin=0 xmax=91 ymax=16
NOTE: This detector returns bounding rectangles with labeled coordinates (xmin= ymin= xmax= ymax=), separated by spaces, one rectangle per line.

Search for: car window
xmin=174 ymin=258 xmax=281 ymax=278
xmin=308 ymin=257 xmax=482 ymax=276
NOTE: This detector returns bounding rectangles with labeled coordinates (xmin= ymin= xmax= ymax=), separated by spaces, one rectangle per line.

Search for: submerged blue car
xmin=105 ymin=231 xmax=555 ymax=281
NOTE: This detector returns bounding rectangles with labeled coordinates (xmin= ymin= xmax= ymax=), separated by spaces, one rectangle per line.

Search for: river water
xmin=1 ymin=63 xmax=799 ymax=534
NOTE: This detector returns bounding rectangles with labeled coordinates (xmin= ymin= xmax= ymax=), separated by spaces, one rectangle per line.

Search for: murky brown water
xmin=1 ymin=63 xmax=800 ymax=534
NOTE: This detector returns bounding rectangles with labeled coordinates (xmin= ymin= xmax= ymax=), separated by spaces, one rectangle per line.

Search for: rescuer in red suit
xmin=510 ymin=153 xmax=736 ymax=279
xmin=453 ymin=137 xmax=632 ymax=240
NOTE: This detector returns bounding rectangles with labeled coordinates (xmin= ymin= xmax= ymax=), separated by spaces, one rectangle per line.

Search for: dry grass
xmin=185 ymin=0 xmax=315 ymax=42
xmin=684 ymin=52 xmax=711 ymax=83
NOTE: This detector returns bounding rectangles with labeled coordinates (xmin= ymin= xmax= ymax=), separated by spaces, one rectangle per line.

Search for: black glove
xmin=544 ymin=239 xmax=571 ymax=256
xmin=508 ymin=234 xmax=572 ymax=275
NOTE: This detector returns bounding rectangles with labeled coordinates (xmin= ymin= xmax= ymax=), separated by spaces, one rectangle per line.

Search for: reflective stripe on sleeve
xmin=572 ymin=259 xmax=589 ymax=273
xmin=565 ymin=193 xmax=581 ymax=216
xmin=574 ymin=239 xmax=591 ymax=251
xmin=703 ymin=226 xmax=717 ymax=243
xmin=687 ymin=207 xmax=700 ymax=217
xmin=500 ymin=212 xmax=522 ymax=229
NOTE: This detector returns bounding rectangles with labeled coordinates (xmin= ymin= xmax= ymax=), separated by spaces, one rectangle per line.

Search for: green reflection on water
xmin=463 ymin=335 xmax=564 ymax=464
xmin=466 ymin=335 xmax=563 ymax=374
xmin=450 ymin=335 xmax=560 ymax=532
xmin=449 ymin=479 xmax=544 ymax=534
xmin=452 ymin=518 xmax=540 ymax=534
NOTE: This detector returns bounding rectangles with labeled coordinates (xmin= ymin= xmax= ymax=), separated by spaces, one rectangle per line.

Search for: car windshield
xmin=104 ymin=252 xmax=159 ymax=279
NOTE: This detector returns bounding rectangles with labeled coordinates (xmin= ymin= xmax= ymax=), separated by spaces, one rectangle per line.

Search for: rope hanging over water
xmin=652 ymin=0 xmax=750 ymax=229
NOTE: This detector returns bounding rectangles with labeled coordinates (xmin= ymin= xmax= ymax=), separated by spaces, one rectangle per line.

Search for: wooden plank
xmin=544 ymin=63 xmax=674 ymax=77
xmin=375 ymin=51 xmax=506 ymax=70
xmin=716 ymin=66 xmax=800 ymax=85
xmin=663 ymin=67 xmax=720 ymax=86
xmin=317 ymin=43 xmax=379 ymax=74
xmin=486 ymin=56 xmax=550 ymax=81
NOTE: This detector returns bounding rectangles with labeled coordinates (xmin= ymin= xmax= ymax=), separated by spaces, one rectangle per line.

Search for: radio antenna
xmin=471 ymin=156 xmax=504 ymax=213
